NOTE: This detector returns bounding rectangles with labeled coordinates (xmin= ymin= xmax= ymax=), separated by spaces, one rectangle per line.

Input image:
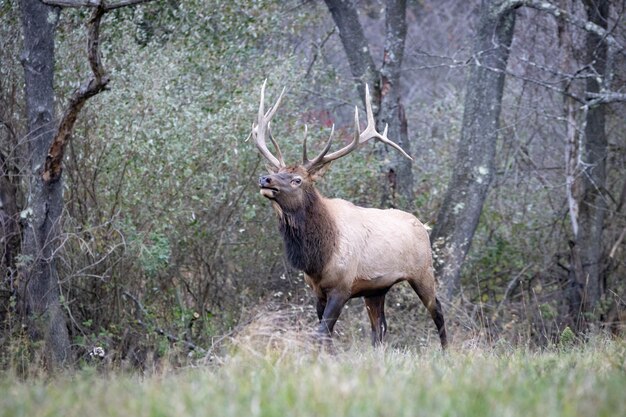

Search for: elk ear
xmin=309 ymin=162 xmax=332 ymax=181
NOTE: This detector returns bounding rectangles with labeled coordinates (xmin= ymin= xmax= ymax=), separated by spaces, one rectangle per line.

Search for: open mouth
xmin=259 ymin=187 xmax=278 ymax=198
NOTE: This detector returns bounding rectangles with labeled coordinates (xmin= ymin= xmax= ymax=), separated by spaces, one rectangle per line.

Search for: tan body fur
xmin=306 ymin=197 xmax=435 ymax=310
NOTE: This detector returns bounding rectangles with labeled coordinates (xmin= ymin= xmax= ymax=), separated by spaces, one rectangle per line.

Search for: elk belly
xmin=350 ymin=272 xmax=408 ymax=298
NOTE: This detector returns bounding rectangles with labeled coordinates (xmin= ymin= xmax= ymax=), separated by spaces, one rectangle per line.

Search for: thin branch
xmin=609 ymin=226 xmax=626 ymax=259
xmin=492 ymin=265 xmax=531 ymax=318
xmin=505 ymin=68 xmax=587 ymax=103
xmin=500 ymin=0 xmax=622 ymax=50
xmin=42 ymin=0 xmax=153 ymax=11
xmin=515 ymin=55 xmax=594 ymax=83
xmin=585 ymin=91 xmax=626 ymax=106
xmin=472 ymin=50 xmax=588 ymax=103
xmin=42 ymin=0 xmax=101 ymax=6
xmin=472 ymin=44 xmax=626 ymax=108
xmin=304 ymin=28 xmax=335 ymax=79
xmin=123 ymin=291 xmax=207 ymax=353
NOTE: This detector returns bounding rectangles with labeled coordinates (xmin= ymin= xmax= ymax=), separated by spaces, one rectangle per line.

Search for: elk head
xmin=251 ymin=80 xmax=412 ymax=211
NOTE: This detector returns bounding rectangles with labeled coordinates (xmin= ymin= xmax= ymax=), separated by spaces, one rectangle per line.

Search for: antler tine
xmin=303 ymin=84 xmax=411 ymax=174
xmin=304 ymin=124 xmax=335 ymax=170
xmin=252 ymin=80 xmax=286 ymax=169
xmin=359 ymin=84 xmax=413 ymax=160
xmin=364 ymin=83 xmax=376 ymax=135
xmin=316 ymin=105 xmax=361 ymax=162
xmin=375 ymin=123 xmax=412 ymax=160
xmin=267 ymin=122 xmax=284 ymax=165
xmin=302 ymin=125 xmax=309 ymax=164
xmin=263 ymin=86 xmax=286 ymax=123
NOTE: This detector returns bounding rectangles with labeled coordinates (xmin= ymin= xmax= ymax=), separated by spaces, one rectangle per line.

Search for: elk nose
xmin=259 ymin=176 xmax=272 ymax=187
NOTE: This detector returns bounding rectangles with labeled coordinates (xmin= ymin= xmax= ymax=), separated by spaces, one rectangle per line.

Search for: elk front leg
xmin=316 ymin=297 xmax=327 ymax=322
xmin=365 ymin=294 xmax=387 ymax=346
xmin=316 ymin=292 xmax=348 ymax=341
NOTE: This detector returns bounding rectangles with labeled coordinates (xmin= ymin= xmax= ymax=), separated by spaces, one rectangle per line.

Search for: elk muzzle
xmin=259 ymin=175 xmax=278 ymax=199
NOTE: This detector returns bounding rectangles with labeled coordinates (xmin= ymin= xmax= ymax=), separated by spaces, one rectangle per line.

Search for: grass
xmin=1 ymin=338 xmax=625 ymax=417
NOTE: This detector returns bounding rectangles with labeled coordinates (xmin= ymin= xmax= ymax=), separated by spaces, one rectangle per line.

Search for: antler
xmin=252 ymin=80 xmax=286 ymax=169
xmin=303 ymin=84 xmax=412 ymax=173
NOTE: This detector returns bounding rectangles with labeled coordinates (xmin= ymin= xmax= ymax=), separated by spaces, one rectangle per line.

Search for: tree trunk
xmin=324 ymin=0 xmax=413 ymax=209
xmin=324 ymin=0 xmax=378 ymax=97
xmin=576 ymin=0 xmax=609 ymax=321
xmin=556 ymin=2 xmax=586 ymax=329
xmin=18 ymin=0 xmax=71 ymax=369
xmin=430 ymin=0 xmax=516 ymax=300
xmin=378 ymin=0 xmax=413 ymax=209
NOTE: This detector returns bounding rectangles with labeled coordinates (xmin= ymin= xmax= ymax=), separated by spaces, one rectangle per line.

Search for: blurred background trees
xmin=1 ymin=0 xmax=624 ymax=369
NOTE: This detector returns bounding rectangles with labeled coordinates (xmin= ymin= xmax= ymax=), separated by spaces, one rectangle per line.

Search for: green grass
xmin=1 ymin=339 xmax=625 ymax=417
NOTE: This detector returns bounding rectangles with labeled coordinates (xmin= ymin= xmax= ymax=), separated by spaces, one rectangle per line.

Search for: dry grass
xmin=2 ymin=308 xmax=625 ymax=417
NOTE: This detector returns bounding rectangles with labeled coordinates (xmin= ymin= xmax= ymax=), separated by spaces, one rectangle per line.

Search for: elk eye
xmin=291 ymin=177 xmax=302 ymax=186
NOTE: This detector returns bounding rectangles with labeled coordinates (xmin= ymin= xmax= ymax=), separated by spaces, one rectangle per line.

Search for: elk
xmin=251 ymin=81 xmax=447 ymax=349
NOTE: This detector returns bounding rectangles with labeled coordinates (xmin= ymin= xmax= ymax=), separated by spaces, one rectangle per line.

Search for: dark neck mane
xmin=277 ymin=188 xmax=337 ymax=279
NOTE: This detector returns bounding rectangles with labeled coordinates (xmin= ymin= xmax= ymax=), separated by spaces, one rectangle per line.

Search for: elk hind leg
xmin=409 ymin=275 xmax=448 ymax=350
xmin=364 ymin=294 xmax=387 ymax=346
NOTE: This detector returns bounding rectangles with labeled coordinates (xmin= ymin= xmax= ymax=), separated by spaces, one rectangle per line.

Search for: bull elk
xmin=251 ymin=81 xmax=447 ymax=349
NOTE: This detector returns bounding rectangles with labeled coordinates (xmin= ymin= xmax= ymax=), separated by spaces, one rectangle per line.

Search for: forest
xmin=1 ymin=0 xmax=625 ymax=385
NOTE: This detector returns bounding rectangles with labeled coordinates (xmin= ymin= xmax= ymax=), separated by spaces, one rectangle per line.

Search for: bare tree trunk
xmin=18 ymin=0 xmax=71 ymax=369
xmin=324 ymin=0 xmax=413 ymax=209
xmin=378 ymin=0 xmax=413 ymax=208
xmin=430 ymin=0 xmax=516 ymax=300
xmin=556 ymin=2 xmax=586 ymax=329
xmin=576 ymin=0 xmax=609 ymax=320
xmin=324 ymin=0 xmax=378 ymax=97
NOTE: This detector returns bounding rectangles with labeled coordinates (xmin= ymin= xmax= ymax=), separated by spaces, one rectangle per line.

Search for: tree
xmin=324 ymin=0 xmax=413 ymax=208
xmin=19 ymin=0 xmax=70 ymax=369
xmin=18 ymin=0 xmax=150 ymax=370
xmin=502 ymin=0 xmax=623 ymax=327
xmin=430 ymin=0 xmax=517 ymax=300
xmin=569 ymin=0 xmax=609 ymax=327
xmin=430 ymin=0 xmax=624 ymax=303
